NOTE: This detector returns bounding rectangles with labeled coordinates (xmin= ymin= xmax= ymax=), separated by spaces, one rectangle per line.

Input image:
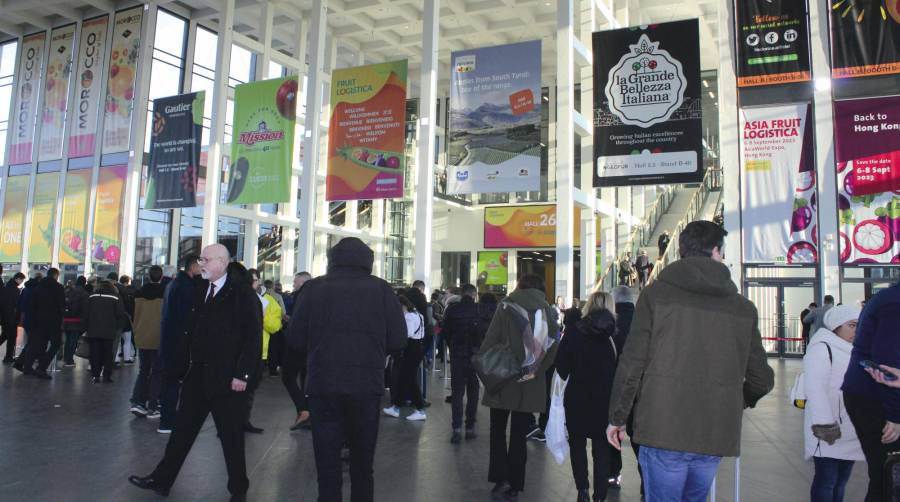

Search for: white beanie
xmin=824 ymin=305 xmax=860 ymax=331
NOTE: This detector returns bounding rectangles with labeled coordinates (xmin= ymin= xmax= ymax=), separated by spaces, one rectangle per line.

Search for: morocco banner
xmin=101 ymin=7 xmax=143 ymax=154
xmin=228 ymin=76 xmax=297 ymax=204
xmin=68 ymin=15 xmax=109 ymax=158
xmin=326 ymin=60 xmax=407 ymax=201
xmin=8 ymin=32 xmax=47 ymax=165
xmin=39 ymin=24 xmax=76 ymax=161
xmin=740 ymin=103 xmax=816 ymax=264
xmin=147 ymin=92 xmax=204 ymax=209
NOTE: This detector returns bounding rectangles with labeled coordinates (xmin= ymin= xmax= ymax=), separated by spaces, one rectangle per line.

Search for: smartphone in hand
xmin=860 ymin=360 xmax=900 ymax=381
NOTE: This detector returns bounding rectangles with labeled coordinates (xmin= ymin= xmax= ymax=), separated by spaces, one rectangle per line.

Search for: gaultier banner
xmin=735 ymin=0 xmax=811 ymax=87
xmin=68 ymin=15 xmax=109 ymax=158
xmin=592 ymin=20 xmax=703 ymax=187
xmin=8 ymin=32 xmax=47 ymax=165
xmin=38 ymin=24 xmax=76 ymax=161
xmin=146 ymin=92 xmax=204 ymax=209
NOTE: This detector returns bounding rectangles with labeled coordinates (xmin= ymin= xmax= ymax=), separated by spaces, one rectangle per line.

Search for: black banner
xmin=830 ymin=1 xmax=900 ymax=79
xmin=147 ymin=92 xmax=204 ymax=209
xmin=735 ymin=0 xmax=811 ymax=87
xmin=592 ymin=19 xmax=703 ymax=187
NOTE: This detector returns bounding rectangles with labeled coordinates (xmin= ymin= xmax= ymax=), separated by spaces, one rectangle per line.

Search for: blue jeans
xmin=811 ymin=457 xmax=854 ymax=502
xmin=639 ymin=446 xmax=722 ymax=502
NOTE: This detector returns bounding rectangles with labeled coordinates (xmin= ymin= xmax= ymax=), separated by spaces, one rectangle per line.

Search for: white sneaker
xmin=383 ymin=406 xmax=400 ymax=418
xmin=405 ymin=410 xmax=426 ymax=421
xmin=147 ymin=410 xmax=161 ymax=420
xmin=157 ymin=428 xmax=172 ymax=434
xmin=130 ymin=404 xmax=148 ymax=417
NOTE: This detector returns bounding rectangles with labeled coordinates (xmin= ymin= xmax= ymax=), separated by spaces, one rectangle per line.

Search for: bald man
xmin=129 ymin=244 xmax=262 ymax=502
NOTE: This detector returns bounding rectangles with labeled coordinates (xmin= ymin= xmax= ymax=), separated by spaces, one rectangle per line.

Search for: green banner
xmin=477 ymin=251 xmax=509 ymax=286
xmin=28 ymin=172 xmax=60 ymax=263
xmin=227 ymin=76 xmax=297 ymax=204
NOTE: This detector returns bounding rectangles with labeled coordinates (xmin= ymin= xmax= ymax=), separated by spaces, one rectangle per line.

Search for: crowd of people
xmin=1 ymin=220 xmax=899 ymax=502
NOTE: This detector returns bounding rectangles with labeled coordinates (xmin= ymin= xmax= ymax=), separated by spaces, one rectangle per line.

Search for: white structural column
xmin=200 ymin=0 xmax=235 ymax=247
xmin=280 ymin=18 xmax=307 ymax=281
xmin=718 ymin=0 xmax=742 ymax=288
xmin=296 ymin=0 xmax=327 ymax=273
xmin=578 ymin=0 xmax=597 ymax=299
xmin=413 ymin=0 xmax=439 ymax=289
xmin=555 ymin=0 xmax=576 ymax=303
xmin=809 ymin=0 xmax=840 ymax=301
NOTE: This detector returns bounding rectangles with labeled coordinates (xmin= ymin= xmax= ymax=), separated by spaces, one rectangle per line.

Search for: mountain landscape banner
xmin=447 ymin=41 xmax=542 ymax=195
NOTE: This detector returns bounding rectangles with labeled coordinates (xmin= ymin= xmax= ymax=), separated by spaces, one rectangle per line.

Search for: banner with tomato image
xmin=147 ymin=91 xmax=204 ymax=209
xmin=68 ymin=15 xmax=109 ymax=158
xmin=834 ymin=96 xmax=900 ymax=264
xmin=326 ymin=60 xmax=407 ymax=201
xmin=484 ymin=205 xmax=600 ymax=248
xmin=830 ymin=0 xmax=900 ymax=78
xmin=8 ymin=32 xmax=46 ymax=165
xmin=101 ymin=7 xmax=143 ymax=154
xmin=38 ymin=24 xmax=76 ymax=161
xmin=27 ymin=172 xmax=60 ymax=263
xmin=228 ymin=76 xmax=297 ymax=204
xmin=91 ymin=165 xmax=126 ymax=264
xmin=58 ymin=169 xmax=92 ymax=264
xmin=0 ymin=176 xmax=31 ymax=262
xmin=477 ymin=251 xmax=509 ymax=286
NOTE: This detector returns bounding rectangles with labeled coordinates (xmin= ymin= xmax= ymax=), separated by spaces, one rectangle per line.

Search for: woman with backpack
xmin=555 ymin=291 xmax=618 ymax=502
xmin=383 ymin=295 xmax=428 ymax=422
xmin=802 ymin=305 xmax=864 ymax=502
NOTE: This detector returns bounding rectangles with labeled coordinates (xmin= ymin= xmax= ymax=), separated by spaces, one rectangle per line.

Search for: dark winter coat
xmin=442 ymin=295 xmax=495 ymax=359
xmin=562 ymin=306 xmax=581 ymax=334
xmin=85 ymin=284 xmax=127 ymax=340
xmin=556 ymin=309 xmax=618 ymax=438
xmin=32 ymin=276 xmax=67 ymax=335
xmin=159 ymin=271 xmax=199 ymax=367
xmin=614 ymin=301 xmax=635 ymax=353
xmin=64 ymin=285 xmax=89 ymax=332
xmin=1 ymin=279 xmax=21 ymax=328
xmin=288 ymin=238 xmax=407 ymax=397
xmin=133 ymin=282 xmax=165 ymax=350
xmin=116 ymin=282 xmax=135 ymax=331
xmin=18 ymin=278 xmax=41 ymax=332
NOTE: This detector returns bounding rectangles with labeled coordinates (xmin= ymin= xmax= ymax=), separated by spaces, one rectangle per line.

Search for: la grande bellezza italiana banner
xmin=740 ymin=103 xmax=817 ymax=264
xmin=228 ymin=76 xmax=297 ymax=204
xmin=327 ymin=60 xmax=407 ymax=201
xmin=834 ymin=96 xmax=900 ymax=265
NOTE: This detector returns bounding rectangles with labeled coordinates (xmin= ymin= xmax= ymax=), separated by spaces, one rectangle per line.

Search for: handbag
xmin=74 ymin=334 xmax=90 ymax=359
xmin=472 ymin=343 xmax=521 ymax=394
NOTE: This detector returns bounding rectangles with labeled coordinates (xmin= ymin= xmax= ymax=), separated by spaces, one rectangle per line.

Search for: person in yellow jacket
xmin=243 ymin=268 xmax=283 ymax=434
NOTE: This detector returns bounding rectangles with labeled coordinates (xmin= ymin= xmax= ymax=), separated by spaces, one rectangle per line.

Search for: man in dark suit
xmin=129 ymin=244 xmax=262 ymax=502
xmin=18 ymin=268 xmax=66 ymax=379
xmin=1 ymin=271 xmax=26 ymax=363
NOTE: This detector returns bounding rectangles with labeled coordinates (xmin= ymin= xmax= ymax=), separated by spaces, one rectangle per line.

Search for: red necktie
xmin=206 ymin=283 xmax=216 ymax=303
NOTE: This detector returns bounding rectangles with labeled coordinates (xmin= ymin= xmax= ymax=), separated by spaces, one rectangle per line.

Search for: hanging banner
xmin=27 ymin=172 xmax=61 ymax=263
xmin=446 ymin=41 xmax=542 ymax=195
xmin=830 ymin=1 xmax=900 ymax=78
xmin=834 ymin=96 xmax=900 ymax=265
xmin=8 ymin=32 xmax=47 ymax=165
xmin=326 ymin=60 xmax=407 ymax=200
xmin=735 ymin=0 xmax=811 ymax=87
xmin=68 ymin=15 xmax=109 ymax=158
xmin=740 ymin=103 xmax=816 ymax=264
xmin=91 ymin=165 xmax=126 ymax=264
xmin=0 ymin=176 xmax=31 ymax=262
xmin=477 ymin=251 xmax=509 ymax=286
xmin=484 ymin=205 xmax=599 ymax=248
xmin=146 ymin=91 xmax=204 ymax=209
xmin=593 ymin=19 xmax=703 ymax=187
xmin=38 ymin=24 xmax=76 ymax=161
xmin=228 ymin=76 xmax=297 ymax=204
xmin=58 ymin=169 xmax=92 ymax=264
xmin=101 ymin=7 xmax=143 ymax=154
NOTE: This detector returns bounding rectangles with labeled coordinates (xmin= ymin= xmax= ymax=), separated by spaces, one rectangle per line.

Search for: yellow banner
xmin=484 ymin=204 xmax=600 ymax=248
xmin=58 ymin=169 xmax=92 ymax=264
xmin=0 ymin=176 xmax=31 ymax=262
xmin=28 ymin=172 xmax=60 ymax=263
xmin=91 ymin=165 xmax=126 ymax=264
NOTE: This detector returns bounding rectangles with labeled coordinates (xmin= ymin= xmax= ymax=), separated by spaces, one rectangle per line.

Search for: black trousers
xmin=245 ymin=360 xmax=265 ymax=424
xmin=87 ymin=338 xmax=114 ymax=379
xmin=308 ymin=394 xmax=381 ymax=502
xmin=390 ymin=339 xmax=424 ymax=409
xmin=36 ymin=329 xmax=62 ymax=373
xmin=450 ymin=356 xmax=479 ymax=431
xmin=152 ymin=371 xmax=249 ymax=495
xmin=282 ymin=363 xmax=308 ymax=414
xmin=845 ymin=391 xmax=900 ymax=502
xmin=131 ymin=349 xmax=162 ymax=410
xmin=63 ymin=329 xmax=80 ymax=364
xmin=1 ymin=323 xmax=17 ymax=360
xmin=19 ymin=327 xmax=50 ymax=370
xmin=267 ymin=330 xmax=284 ymax=373
xmin=159 ymin=368 xmax=182 ymax=431
xmin=569 ymin=434 xmax=611 ymax=499
xmin=489 ymin=408 xmax=531 ymax=491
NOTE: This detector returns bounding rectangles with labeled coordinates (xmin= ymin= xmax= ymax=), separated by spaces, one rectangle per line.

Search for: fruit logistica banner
xmin=830 ymin=0 xmax=900 ymax=78
xmin=228 ymin=76 xmax=297 ymax=204
xmin=58 ymin=169 xmax=92 ymax=264
xmin=28 ymin=172 xmax=61 ymax=263
xmin=740 ymin=103 xmax=816 ymax=264
xmin=147 ymin=92 xmax=204 ymax=209
xmin=327 ymin=60 xmax=407 ymax=201
xmin=69 ymin=15 xmax=109 ymax=158
xmin=834 ymin=96 xmax=900 ymax=264
xmin=447 ymin=41 xmax=542 ymax=195
xmin=484 ymin=205 xmax=599 ymax=248
xmin=39 ymin=25 xmax=76 ymax=161
xmin=735 ymin=0 xmax=811 ymax=87
xmin=0 ymin=176 xmax=31 ymax=262
xmin=593 ymin=20 xmax=703 ymax=187
xmin=91 ymin=165 xmax=126 ymax=264
xmin=102 ymin=7 xmax=143 ymax=154
xmin=477 ymin=251 xmax=509 ymax=286
xmin=8 ymin=32 xmax=46 ymax=165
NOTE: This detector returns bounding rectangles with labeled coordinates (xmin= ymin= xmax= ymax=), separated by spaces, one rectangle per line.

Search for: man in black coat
xmin=1 ymin=272 xmax=25 ymax=363
xmin=129 ymin=244 xmax=262 ymax=502
xmin=289 ymin=237 xmax=407 ymax=502
xmin=404 ymin=280 xmax=433 ymax=364
xmin=18 ymin=268 xmax=66 ymax=379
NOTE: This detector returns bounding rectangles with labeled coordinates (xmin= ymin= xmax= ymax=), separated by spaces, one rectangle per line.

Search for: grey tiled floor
xmin=0 ymin=358 xmax=868 ymax=501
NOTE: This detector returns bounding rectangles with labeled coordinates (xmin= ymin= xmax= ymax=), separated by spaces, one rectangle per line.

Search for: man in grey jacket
xmin=803 ymin=295 xmax=835 ymax=336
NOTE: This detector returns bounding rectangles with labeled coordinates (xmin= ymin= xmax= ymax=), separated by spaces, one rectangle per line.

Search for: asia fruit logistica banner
xmin=834 ymin=96 xmax=900 ymax=264
xmin=147 ymin=92 xmax=204 ymax=209
xmin=327 ymin=60 xmax=407 ymax=201
xmin=228 ymin=76 xmax=297 ymax=204
xmin=38 ymin=25 xmax=76 ymax=161
xmin=740 ymin=103 xmax=817 ymax=264
xmin=101 ymin=7 xmax=143 ymax=154
xmin=8 ymin=32 xmax=47 ymax=165
xmin=68 ymin=15 xmax=109 ymax=158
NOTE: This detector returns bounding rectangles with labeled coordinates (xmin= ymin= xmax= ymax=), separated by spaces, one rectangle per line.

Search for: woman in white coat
xmin=803 ymin=304 xmax=865 ymax=502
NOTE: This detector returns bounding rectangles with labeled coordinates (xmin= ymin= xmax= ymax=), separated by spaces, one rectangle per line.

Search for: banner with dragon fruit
xmin=101 ymin=7 xmax=143 ymax=154
xmin=27 ymin=172 xmax=60 ymax=263
xmin=38 ymin=24 xmax=76 ymax=161
xmin=740 ymin=103 xmax=817 ymax=264
xmin=326 ymin=60 xmax=407 ymax=201
xmin=834 ymin=96 xmax=900 ymax=265
xmin=58 ymin=169 xmax=92 ymax=264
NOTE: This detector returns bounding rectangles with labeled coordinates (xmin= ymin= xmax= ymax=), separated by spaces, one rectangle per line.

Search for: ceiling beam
xmin=5 ymin=10 xmax=50 ymax=29
xmin=0 ymin=20 xmax=23 ymax=38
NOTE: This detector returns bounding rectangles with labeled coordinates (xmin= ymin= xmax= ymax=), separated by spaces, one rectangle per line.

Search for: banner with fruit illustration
xmin=58 ymin=169 xmax=92 ymax=264
xmin=830 ymin=0 xmax=900 ymax=78
xmin=228 ymin=76 xmax=297 ymax=204
xmin=740 ymin=103 xmax=816 ymax=264
xmin=38 ymin=24 xmax=76 ymax=161
xmin=147 ymin=92 xmax=204 ymax=209
xmin=834 ymin=96 xmax=900 ymax=264
xmin=326 ymin=60 xmax=407 ymax=201
xmin=91 ymin=165 xmax=126 ymax=264
xmin=68 ymin=15 xmax=109 ymax=158
xmin=484 ymin=205 xmax=599 ymax=248
xmin=8 ymin=32 xmax=46 ymax=165
xmin=27 ymin=172 xmax=60 ymax=263
xmin=477 ymin=251 xmax=508 ymax=286
xmin=101 ymin=7 xmax=143 ymax=154
xmin=0 ymin=176 xmax=31 ymax=262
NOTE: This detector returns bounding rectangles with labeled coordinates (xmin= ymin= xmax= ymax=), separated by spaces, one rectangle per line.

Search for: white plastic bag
xmin=545 ymin=371 xmax=569 ymax=464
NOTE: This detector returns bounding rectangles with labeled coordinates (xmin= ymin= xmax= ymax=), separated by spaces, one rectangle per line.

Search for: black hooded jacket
xmin=288 ymin=238 xmax=407 ymax=396
xmin=441 ymin=295 xmax=496 ymax=359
